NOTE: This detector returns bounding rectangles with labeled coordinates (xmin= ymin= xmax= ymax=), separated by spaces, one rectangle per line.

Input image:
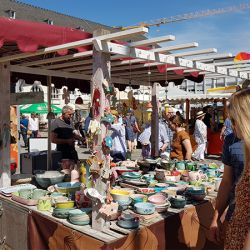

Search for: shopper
xmin=169 ymin=115 xmax=193 ymax=161
xmin=20 ymin=114 xmax=29 ymax=147
xmin=28 ymin=113 xmax=39 ymax=138
xmin=192 ymin=111 xmax=207 ymax=161
xmin=220 ymin=116 xmax=233 ymax=141
xmin=124 ymin=109 xmax=140 ymax=159
xmin=223 ymin=88 xmax=250 ymax=250
xmin=51 ymin=105 xmax=84 ymax=162
xmin=209 ymin=132 xmax=244 ymax=246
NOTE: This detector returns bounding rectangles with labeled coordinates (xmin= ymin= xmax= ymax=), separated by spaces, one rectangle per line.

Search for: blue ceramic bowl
xmin=134 ymin=202 xmax=155 ymax=215
xmin=117 ymin=217 xmax=139 ymax=229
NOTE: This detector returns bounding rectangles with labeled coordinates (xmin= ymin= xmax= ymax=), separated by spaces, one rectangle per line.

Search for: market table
xmin=0 ymin=192 xmax=222 ymax=250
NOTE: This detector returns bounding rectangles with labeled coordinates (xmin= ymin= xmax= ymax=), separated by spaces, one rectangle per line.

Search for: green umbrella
xmin=20 ymin=102 xmax=62 ymax=114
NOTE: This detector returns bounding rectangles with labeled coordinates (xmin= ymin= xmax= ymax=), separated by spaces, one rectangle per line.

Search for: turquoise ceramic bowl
xmin=121 ymin=172 xmax=142 ymax=180
xmin=55 ymin=182 xmax=81 ymax=194
xmin=134 ymin=202 xmax=155 ymax=215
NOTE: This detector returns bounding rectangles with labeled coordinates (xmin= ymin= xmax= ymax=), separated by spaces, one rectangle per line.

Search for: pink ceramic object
xmin=12 ymin=193 xmax=38 ymax=206
xmin=148 ymin=194 xmax=167 ymax=205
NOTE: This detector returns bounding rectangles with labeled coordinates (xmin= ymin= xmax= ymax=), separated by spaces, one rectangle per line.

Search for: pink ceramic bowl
xmin=148 ymin=194 xmax=167 ymax=205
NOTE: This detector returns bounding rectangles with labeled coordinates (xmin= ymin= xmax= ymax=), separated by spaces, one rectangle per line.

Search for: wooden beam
xmin=129 ymin=35 xmax=175 ymax=47
xmin=44 ymin=59 xmax=93 ymax=70
xmin=10 ymin=92 xmax=45 ymax=105
xmin=172 ymin=48 xmax=217 ymax=57
xmin=20 ymin=51 xmax=93 ymax=67
xmin=0 ymin=62 xmax=11 ymax=187
xmin=151 ymin=82 xmax=159 ymax=158
xmin=0 ymin=27 xmax=148 ymax=63
xmin=152 ymin=42 xmax=199 ymax=53
xmin=191 ymin=53 xmax=233 ymax=61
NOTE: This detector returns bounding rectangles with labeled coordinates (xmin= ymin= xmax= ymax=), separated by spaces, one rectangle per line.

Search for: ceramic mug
xmin=214 ymin=178 xmax=222 ymax=191
xmin=32 ymin=189 xmax=47 ymax=200
xmin=19 ymin=189 xmax=33 ymax=199
xmin=37 ymin=197 xmax=52 ymax=211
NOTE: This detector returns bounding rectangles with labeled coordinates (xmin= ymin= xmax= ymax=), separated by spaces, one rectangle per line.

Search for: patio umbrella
xmin=20 ymin=102 xmax=62 ymax=114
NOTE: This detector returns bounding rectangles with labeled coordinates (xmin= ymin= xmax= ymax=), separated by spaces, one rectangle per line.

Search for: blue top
xmin=20 ymin=118 xmax=28 ymax=129
xmin=224 ymin=118 xmax=233 ymax=138
xmin=222 ymin=133 xmax=244 ymax=221
xmin=84 ymin=115 xmax=91 ymax=132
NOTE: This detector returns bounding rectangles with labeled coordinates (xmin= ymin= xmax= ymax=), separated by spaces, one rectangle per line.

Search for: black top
xmin=51 ymin=118 xmax=78 ymax=161
xmin=203 ymin=113 xmax=212 ymax=128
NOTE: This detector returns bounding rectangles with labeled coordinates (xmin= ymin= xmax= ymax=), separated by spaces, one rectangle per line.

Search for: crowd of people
xmin=20 ymin=112 xmax=39 ymax=148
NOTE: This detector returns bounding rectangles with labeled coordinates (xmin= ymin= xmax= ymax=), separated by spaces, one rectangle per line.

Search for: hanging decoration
xmin=92 ymin=88 xmax=101 ymax=117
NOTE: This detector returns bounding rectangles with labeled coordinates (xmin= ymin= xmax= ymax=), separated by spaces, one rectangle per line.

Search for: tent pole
xmin=47 ymin=76 xmax=52 ymax=171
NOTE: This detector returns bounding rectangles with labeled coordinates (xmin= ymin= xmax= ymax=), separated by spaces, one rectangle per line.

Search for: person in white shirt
xmin=110 ymin=111 xmax=127 ymax=162
xmin=192 ymin=111 xmax=207 ymax=161
xmin=28 ymin=113 xmax=39 ymax=138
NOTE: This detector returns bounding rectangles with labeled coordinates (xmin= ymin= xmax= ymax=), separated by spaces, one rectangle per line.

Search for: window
xmin=51 ymin=86 xmax=59 ymax=99
xmin=7 ymin=10 xmax=16 ymax=19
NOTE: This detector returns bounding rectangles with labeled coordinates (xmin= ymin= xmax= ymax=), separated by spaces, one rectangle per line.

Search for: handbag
xmin=132 ymin=124 xmax=139 ymax=133
xmin=27 ymin=130 xmax=32 ymax=135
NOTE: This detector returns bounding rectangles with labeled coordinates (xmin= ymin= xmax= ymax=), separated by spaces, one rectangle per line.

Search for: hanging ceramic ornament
xmin=92 ymin=88 xmax=101 ymax=117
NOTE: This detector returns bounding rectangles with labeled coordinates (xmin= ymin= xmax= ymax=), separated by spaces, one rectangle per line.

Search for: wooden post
xmin=151 ymin=82 xmax=159 ymax=158
xmin=222 ymin=98 xmax=227 ymax=121
xmin=0 ymin=63 xmax=11 ymax=187
xmin=185 ymin=99 xmax=190 ymax=132
xmin=91 ymin=29 xmax=111 ymax=231
xmin=47 ymin=76 xmax=52 ymax=170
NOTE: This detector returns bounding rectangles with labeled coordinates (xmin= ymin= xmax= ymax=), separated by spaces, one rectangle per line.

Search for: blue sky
xmin=19 ymin=0 xmax=250 ymax=55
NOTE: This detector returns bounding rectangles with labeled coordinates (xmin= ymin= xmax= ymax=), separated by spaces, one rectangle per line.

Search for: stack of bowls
xmin=148 ymin=194 xmax=170 ymax=213
xmin=68 ymin=208 xmax=92 ymax=225
xmin=52 ymin=208 xmax=75 ymax=219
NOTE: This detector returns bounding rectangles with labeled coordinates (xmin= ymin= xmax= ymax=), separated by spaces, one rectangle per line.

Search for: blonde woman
xmin=169 ymin=115 xmax=193 ymax=161
xmin=224 ymin=88 xmax=250 ymax=250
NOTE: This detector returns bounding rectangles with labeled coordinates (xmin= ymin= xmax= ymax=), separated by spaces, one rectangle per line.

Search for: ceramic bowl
xmin=148 ymin=194 xmax=167 ymax=205
xmin=142 ymin=174 xmax=155 ymax=182
xmin=134 ymin=202 xmax=155 ymax=215
xmin=117 ymin=214 xmax=139 ymax=229
xmin=130 ymin=194 xmax=147 ymax=204
xmin=32 ymin=189 xmax=47 ymax=200
xmin=55 ymin=200 xmax=75 ymax=209
xmin=35 ymin=171 xmax=65 ymax=188
xmin=110 ymin=189 xmax=130 ymax=203
xmin=121 ymin=172 xmax=142 ymax=180
xmin=161 ymin=187 xmax=178 ymax=196
xmin=136 ymin=188 xmax=156 ymax=196
xmin=169 ymin=195 xmax=186 ymax=208
xmin=52 ymin=207 xmax=75 ymax=219
xmin=55 ymin=182 xmax=81 ymax=194
xmin=186 ymin=187 xmax=206 ymax=195
xmin=155 ymin=201 xmax=171 ymax=213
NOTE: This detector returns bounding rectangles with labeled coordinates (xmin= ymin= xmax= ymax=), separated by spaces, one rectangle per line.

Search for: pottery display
xmin=134 ymin=202 xmax=155 ymax=215
xmin=169 ymin=195 xmax=187 ymax=208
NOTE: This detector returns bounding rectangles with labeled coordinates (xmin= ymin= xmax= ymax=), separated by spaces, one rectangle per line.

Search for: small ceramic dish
xmin=110 ymin=189 xmax=130 ymax=203
xmin=55 ymin=200 xmax=75 ymax=209
xmin=134 ymin=202 xmax=155 ymax=215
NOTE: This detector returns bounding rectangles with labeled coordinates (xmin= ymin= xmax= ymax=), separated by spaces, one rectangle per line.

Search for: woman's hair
xmin=227 ymin=88 xmax=250 ymax=166
xmin=169 ymin=115 xmax=185 ymax=128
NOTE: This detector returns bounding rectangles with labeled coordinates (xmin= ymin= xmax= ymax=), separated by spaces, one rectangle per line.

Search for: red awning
xmin=0 ymin=17 xmax=92 ymax=55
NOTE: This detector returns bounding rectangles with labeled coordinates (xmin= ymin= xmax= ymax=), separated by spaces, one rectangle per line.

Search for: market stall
xmin=0 ymin=16 xmax=249 ymax=249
